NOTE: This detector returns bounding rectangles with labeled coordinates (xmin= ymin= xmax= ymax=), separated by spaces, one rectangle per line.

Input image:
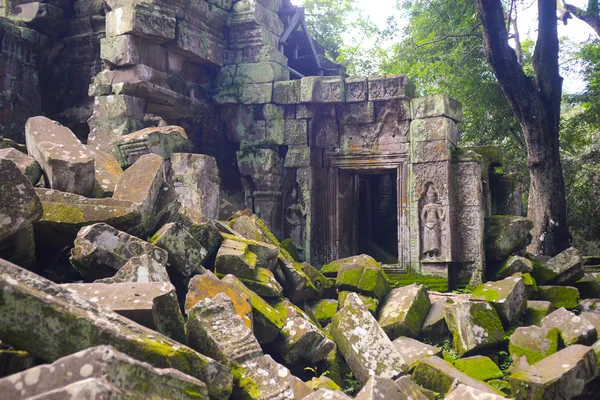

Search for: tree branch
xmin=416 ymin=32 xmax=482 ymax=48
xmin=563 ymin=1 xmax=600 ymax=35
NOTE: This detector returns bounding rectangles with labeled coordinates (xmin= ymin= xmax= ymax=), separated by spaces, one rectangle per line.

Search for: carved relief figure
xmin=421 ymin=183 xmax=445 ymax=258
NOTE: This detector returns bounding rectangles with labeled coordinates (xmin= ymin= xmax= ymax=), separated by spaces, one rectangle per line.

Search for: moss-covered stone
xmin=509 ymin=325 xmax=560 ymax=369
xmin=305 ymin=299 xmax=338 ymax=327
xmin=302 ymin=262 xmax=335 ymax=298
xmin=484 ymin=216 xmax=533 ymax=262
xmin=541 ymin=307 xmax=597 ymax=346
xmin=385 ymin=273 xmax=449 ymax=292
xmin=335 ymin=254 xmax=390 ymax=301
xmin=491 ymin=256 xmax=533 ymax=280
xmin=522 ymin=300 xmax=553 ymax=327
xmin=306 ymin=376 xmax=342 ymax=392
xmin=392 ymin=336 xmax=441 ymax=370
xmin=531 ymin=247 xmax=585 ymax=286
xmin=536 ymin=285 xmax=580 ymax=309
xmin=338 ymin=291 xmax=379 ymax=315
xmin=454 ymin=356 xmax=503 ymax=381
xmin=378 ymin=284 xmax=431 ymax=340
xmin=471 ymin=275 xmax=527 ymax=328
xmin=574 ymin=274 xmax=600 ymax=299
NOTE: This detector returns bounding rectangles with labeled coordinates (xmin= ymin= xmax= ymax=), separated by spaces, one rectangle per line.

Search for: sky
xmin=292 ymin=0 xmax=598 ymax=92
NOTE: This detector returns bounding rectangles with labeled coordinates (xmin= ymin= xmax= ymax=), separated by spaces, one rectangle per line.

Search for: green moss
xmin=41 ymin=202 xmax=85 ymax=224
xmin=537 ymin=286 xmax=580 ymax=309
xmin=281 ymin=238 xmax=300 ymax=261
xmin=508 ymin=327 xmax=560 ymax=365
xmin=471 ymin=285 xmax=500 ymax=302
xmin=386 ymin=273 xmax=449 ymax=292
xmin=488 ymin=379 xmax=511 ymax=396
xmin=313 ymin=300 xmax=338 ymax=325
xmin=231 ymin=363 xmax=260 ymax=399
xmin=454 ymin=356 xmax=503 ymax=381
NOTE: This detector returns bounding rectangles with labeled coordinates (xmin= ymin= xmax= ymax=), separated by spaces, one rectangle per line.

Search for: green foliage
xmin=341 ymin=371 xmax=362 ymax=395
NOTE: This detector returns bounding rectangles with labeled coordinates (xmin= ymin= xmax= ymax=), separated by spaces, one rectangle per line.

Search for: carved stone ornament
xmin=420 ymin=182 xmax=445 ymax=259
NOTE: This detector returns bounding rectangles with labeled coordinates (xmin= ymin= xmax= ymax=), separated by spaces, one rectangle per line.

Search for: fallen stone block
xmin=392 ymin=336 xmax=442 ymax=370
xmin=484 ymin=216 xmax=533 ymax=262
xmin=492 ymin=255 xmax=533 ymax=280
xmin=306 ymin=376 xmax=342 ymax=391
xmin=446 ymin=384 xmax=508 ymax=400
xmin=355 ymin=376 xmax=416 ymax=400
xmin=537 ymin=285 xmax=580 ymax=309
xmin=214 ymin=238 xmax=258 ymax=279
xmin=302 ymin=388 xmax=351 ymax=400
xmin=188 ymin=221 xmax=223 ymax=258
xmin=0 ymin=147 xmax=42 ymax=184
xmin=86 ymin=147 xmax=123 ymax=198
xmin=61 ymin=282 xmax=185 ymax=342
xmin=149 ymin=222 xmax=207 ymax=278
xmin=454 ymin=355 xmax=503 ymax=381
xmin=305 ymin=299 xmax=338 ymax=327
xmin=0 ymin=346 xmax=208 ymax=399
xmin=378 ymin=283 xmax=431 ymax=340
xmin=25 ymin=116 xmax=95 ymax=196
xmin=575 ymin=274 xmax=600 ymax=299
xmin=171 ymin=153 xmax=220 ymax=223
xmin=532 ymin=247 xmax=585 ymax=285
xmin=582 ymin=312 xmax=600 ymax=335
xmin=471 ymin=275 xmax=527 ymax=327
xmin=541 ymin=307 xmax=597 ymax=346
xmin=24 ymin=378 xmax=128 ymax=400
xmin=412 ymin=356 xmax=503 ymax=396
xmin=580 ymin=298 xmax=600 ymax=313
xmin=221 ymin=233 xmax=280 ymax=271
xmin=302 ymin=262 xmax=336 ymax=298
xmin=112 ymin=125 xmax=189 ymax=168
xmin=70 ymin=223 xmax=168 ymax=280
xmin=235 ymin=266 xmax=283 ymax=297
xmin=394 ymin=376 xmax=431 ymax=400
xmin=510 ymin=344 xmax=599 ymax=400
xmin=0 ymin=158 xmax=43 ymax=243
xmin=0 ymin=259 xmax=232 ymax=399
xmin=420 ymin=297 xmax=450 ymax=340
xmin=443 ymin=300 xmax=504 ymax=356
xmin=334 ymin=254 xmax=391 ymax=302
xmin=330 ymin=292 xmax=407 ymax=384
xmin=509 ymin=325 xmax=560 ymax=368
xmin=523 ymin=300 xmax=553 ymax=326
xmin=235 ymin=355 xmax=296 ymax=400
xmin=34 ymin=188 xmax=142 ymax=245
xmin=338 ymin=291 xmax=379 ymax=315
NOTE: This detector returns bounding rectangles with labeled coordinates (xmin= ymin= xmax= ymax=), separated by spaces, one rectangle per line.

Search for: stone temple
xmin=0 ymin=0 xmax=521 ymax=287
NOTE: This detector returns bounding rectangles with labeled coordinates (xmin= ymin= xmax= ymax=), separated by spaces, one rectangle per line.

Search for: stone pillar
xmin=409 ymin=95 xmax=462 ymax=278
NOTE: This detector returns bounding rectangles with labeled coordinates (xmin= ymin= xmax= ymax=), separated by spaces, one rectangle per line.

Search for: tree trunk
xmin=477 ymin=0 xmax=570 ymax=256
xmin=563 ymin=1 xmax=600 ymax=36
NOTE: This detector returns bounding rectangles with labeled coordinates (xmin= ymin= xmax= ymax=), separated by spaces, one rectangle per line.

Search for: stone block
xmin=454 ymin=355 xmax=503 ymax=381
xmin=0 ymin=346 xmax=208 ymax=399
xmin=509 ymin=325 xmax=560 ymax=368
xmin=112 ymin=125 xmax=190 ymax=168
xmin=236 ymin=61 xmax=289 ymax=84
xmin=25 ymin=116 xmax=95 ymax=196
xmin=411 ymin=139 xmax=455 ymax=163
xmin=263 ymin=103 xmax=285 ymax=144
xmin=471 ymin=275 xmax=527 ymax=327
xmin=484 ymin=216 xmax=534 ymax=262
xmin=229 ymin=0 xmax=284 ymax=35
xmin=0 ymin=158 xmax=42 ymax=243
xmin=582 ymin=312 xmax=600 ymax=337
xmin=309 ymin=118 xmax=340 ymax=148
xmin=378 ymin=283 xmax=431 ymax=340
xmin=273 ymin=80 xmax=301 ymax=104
xmin=61 ymin=282 xmax=185 ymax=342
xmin=214 ymin=238 xmax=258 ymax=279
xmin=355 ymin=376 xmax=413 ymax=400
xmin=532 ymin=247 xmax=585 ymax=285
xmin=541 ymin=307 xmax=597 ymax=346
xmin=420 ymin=297 xmax=450 ymax=340
xmin=345 ymin=77 xmax=367 ymax=102
xmin=284 ymin=145 xmax=322 ymax=168
xmin=0 ymin=225 xmax=35 ymax=269
xmin=575 ymin=274 xmax=600 ymax=299
xmin=242 ymin=45 xmax=287 ymax=65
xmin=8 ymin=2 xmax=66 ymax=37
xmin=367 ymin=75 xmax=415 ymax=101
xmin=149 ymin=222 xmax=207 ymax=277
xmin=523 ymin=300 xmax=553 ymax=326
xmin=537 ymin=285 xmax=580 ymax=309
xmin=174 ymin=20 xmax=224 ymax=66
xmin=334 ymin=254 xmax=391 ymax=302
xmin=238 ymin=82 xmax=274 ymax=104
xmin=411 ymin=94 xmax=462 ymax=121
xmin=284 ymin=119 xmax=308 ymax=145
xmin=0 ymin=259 xmax=232 ymax=399
xmin=228 ymin=25 xmax=278 ymax=49
xmin=303 ymin=389 xmax=351 ymax=399
xmin=330 ymin=293 xmax=407 ymax=384
xmin=86 ymin=147 xmax=123 ymax=198
xmin=236 ymin=355 xmax=296 ymax=399
xmin=492 ymin=256 xmax=533 ymax=280
xmin=106 ymin=3 xmax=176 ymax=43
xmin=510 ymin=345 xmax=599 ymax=400
xmin=410 ymin=117 xmax=458 ymax=145
xmin=446 ymin=384 xmax=508 ymax=400
xmin=0 ymin=147 xmax=41 ymax=184
xmin=338 ymin=291 xmax=379 ymax=315
xmin=392 ymin=336 xmax=442 ymax=370
xmin=337 ymin=101 xmax=374 ymax=125
xmin=101 ymin=34 xmax=168 ymax=70
xmin=300 ymin=76 xmax=345 ymax=103
xmin=305 ymin=299 xmax=338 ymax=327
xmin=97 ymin=252 xmax=171 ymax=284
xmin=443 ymin=300 xmax=504 ymax=356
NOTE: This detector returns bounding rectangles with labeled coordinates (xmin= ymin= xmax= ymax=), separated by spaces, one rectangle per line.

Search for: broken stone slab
xmin=235 ymin=355 xmax=296 ymax=400
xmin=0 ymin=346 xmax=208 ymax=399
xmin=330 ymin=292 xmax=407 ymax=384
xmin=0 ymin=259 xmax=232 ymax=399
xmin=234 ymin=267 xmax=283 ymax=298
xmin=532 ymin=247 xmax=585 ymax=285
xmin=0 ymin=158 xmax=43 ymax=243
xmin=443 ymin=300 xmax=505 ymax=356
xmin=338 ymin=291 xmax=379 ymax=315
xmin=86 ymin=147 xmax=123 ymax=198
xmin=214 ymin=238 xmax=258 ymax=279
xmin=185 ymin=272 xmax=253 ymax=328
xmin=23 ymin=378 xmax=128 ymax=400
xmin=454 ymin=355 xmax=503 ymax=381
xmin=412 ymin=356 xmax=503 ymax=396
xmin=95 ymin=252 xmax=171 ymax=283
xmin=112 ymin=125 xmax=190 ymax=168
xmin=34 ymin=188 xmax=142 ymax=245
xmin=61 ymin=282 xmax=185 ymax=342
xmin=171 ymin=153 xmax=220 ymax=223
xmin=582 ymin=312 xmax=600 ymax=336
xmin=289 ymin=375 xmax=314 ymax=398
xmin=537 ymin=285 xmax=580 ymax=309
xmin=302 ymin=262 xmax=336 ymax=298
xmin=221 ymin=274 xmax=284 ymax=344
xmin=445 ymin=384 xmax=508 ymax=400
xmin=575 ymin=274 xmax=600 ymax=299
xmin=188 ymin=221 xmax=223 ymax=258
xmin=221 ymin=233 xmax=280 ymax=271
xmin=509 ymin=325 xmax=560 ymax=368
xmin=510 ymin=344 xmax=599 ymax=400
xmin=70 ymin=223 xmax=168 ymax=280
xmin=306 ymin=376 xmax=342 ymax=391
xmin=25 ymin=116 xmax=95 ymax=196
xmin=541 ymin=307 xmax=597 ymax=346
xmin=302 ymin=388 xmax=351 ymax=400
xmin=523 ymin=300 xmax=553 ymax=326
xmin=471 ymin=275 xmax=527 ymax=328
xmin=355 ymin=376 xmax=418 ymax=400
xmin=392 ymin=337 xmax=442 ymax=370
xmin=420 ymin=297 xmax=450 ymax=341
xmin=394 ymin=376 xmax=432 ymax=400
xmin=186 ymin=293 xmax=263 ymax=365
xmin=484 ymin=216 xmax=533 ymax=262
xmin=334 ymin=254 xmax=391 ymax=302
xmin=305 ymin=299 xmax=338 ymax=327
xmin=492 ymin=255 xmax=533 ymax=280
xmin=378 ymin=283 xmax=431 ymax=340
xmin=0 ymin=147 xmax=42 ymax=184
xmin=149 ymin=222 xmax=207 ymax=278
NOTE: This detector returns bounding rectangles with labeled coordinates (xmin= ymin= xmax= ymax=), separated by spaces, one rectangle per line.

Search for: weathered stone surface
xmin=454 ymin=355 xmax=503 ymax=381
xmin=306 ymin=299 xmax=338 ymax=327
xmin=306 ymin=376 xmax=342 ymax=391
xmin=70 ymin=223 xmax=167 ymax=280
xmin=330 ymin=292 xmax=407 ymax=384
xmin=580 ymin=298 xmax=600 ymax=313
xmin=394 ymin=376 xmax=431 ymax=400
xmin=186 ymin=272 xmax=253 ymax=328
xmin=302 ymin=263 xmax=336 ymax=298
xmin=392 ymin=336 xmax=441 ymax=370
xmin=471 ymin=275 xmax=527 ymax=327
xmin=575 ymin=274 xmax=600 ymax=299
xmin=484 ymin=216 xmax=533 ymax=262
xmin=106 ymin=3 xmax=176 ymax=43
xmin=0 ymin=147 xmax=42 ymax=184
xmin=523 ymin=300 xmax=553 ymax=326
xmin=221 ymin=274 xmax=284 ymax=344
xmin=420 ymin=297 xmax=450 ymax=340
xmin=378 ymin=284 xmax=431 ymax=340
xmin=61 ymin=282 xmax=185 ymax=342
xmin=96 ymin=253 xmax=171 ymax=284
xmin=236 ymin=355 xmax=296 ymax=400
xmin=302 ymin=388 xmax=351 ymax=400
xmin=0 ymin=346 xmax=208 ymax=399
xmin=25 ymin=116 xmax=95 ymax=196
xmin=443 ymin=300 xmax=504 ymax=356
xmin=338 ymin=291 xmax=379 ymax=315
xmin=412 ymin=356 xmax=502 ymax=396
xmin=86 ymin=147 xmax=123 ymax=198
xmin=214 ymin=238 xmax=258 ymax=279
xmin=411 ymin=94 xmax=462 ymax=121
xmin=149 ymin=222 xmax=207 ymax=277
xmin=537 ymin=285 xmax=580 ymax=309
xmin=509 ymin=325 xmax=560 ymax=370
xmin=510 ymin=345 xmax=599 ymax=400
xmin=0 ymin=158 xmax=43 ymax=243
xmin=0 ymin=259 xmax=232 ymax=399
xmin=532 ymin=247 xmax=585 ymax=285
xmin=0 ymin=349 xmax=36 ymax=378
xmin=335 ymin=254 xmax=391 ymax=302
xmin=112 ymin=126 xmax=190 ymax=168
xmin=171 ymin=153 xmax=220 ymax=223
xmin=18 ymin=378 xmax=128 ymax=399
xmin=582 ymin=312 xmax=600 ymax=336
xmin=235 ymin=266 xmax=283 ymax=297
xmin=188 ymin=221 xmax=224 ymax=258
xmin=493 ymin=256 xmax=533 ymax=280
xmin=272 ymin=298 xmax=335 ymax=365
xmin=354 ymin=376 xmax=412 ymax=400
xmin=221 ymin=233 xmax=280 ymax=270
xmin=34 ymin=188 xmax=142 ymax=244
xmin=446 ymin=384 xmax=508 ymax=400
xmin=541 ymin=307 xmax=597 ymax=346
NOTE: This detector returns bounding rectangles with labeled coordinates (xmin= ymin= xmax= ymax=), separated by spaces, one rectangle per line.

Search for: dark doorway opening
xmin=357 ymin=170 xmax=399 ymax=264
